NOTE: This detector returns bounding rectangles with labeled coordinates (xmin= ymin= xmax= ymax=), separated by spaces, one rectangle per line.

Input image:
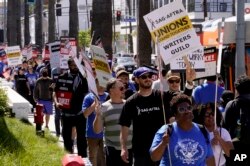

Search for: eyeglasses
xmin=205 ymin=112 xmax=214 ymax=117
xmin=140 ymin=74 xmax=153 ymax=80
xmin=177 ymin=105 xmax=193 ymax=113
xmin=168 ymin=79 xmax=180 ymax=84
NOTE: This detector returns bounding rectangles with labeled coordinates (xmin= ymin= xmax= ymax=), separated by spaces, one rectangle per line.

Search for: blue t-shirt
xmin=192 ymin=82 xmax=224 ymax=105
xmin=26 ymin=72 xmax=38 ymax=87
xmin=150 ymin=122 xmax=213 ymax=166
xmin=0 ymin=61 xmax=5 ymax=75
xmin=82 ymin=92 xmax=108 ymax=138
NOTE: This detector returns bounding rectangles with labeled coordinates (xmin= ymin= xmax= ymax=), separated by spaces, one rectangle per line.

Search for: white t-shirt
xmin=208 ymin=127 xmax=232 ymax=166
xmin=152 ymin=79 xmax=169 ymax=92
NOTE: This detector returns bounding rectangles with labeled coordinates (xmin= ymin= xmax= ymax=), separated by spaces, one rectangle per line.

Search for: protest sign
xmin=170 ymin=47 xmax=205 ymax=71
xmin=60 ymin=37 xmax=77 ymax=69
xmin=42 ymin=45 xmax=50 ymax=61
xmin=0 ymin=48 xmax=7 ymax=63
xmin=6 ymin=46 xmax=22 ymax=66
xmin=48 ymin=41 xmax=60 ymax=69
xmin=91 ymin=45 xmax=112 ymax=88
xmin=81 ymin=53 xmax=98 ymax=99
xmin=196 ymin=47 xmax=217 ymax=79
xmin=144 ymin=0 xmax=201 ymax=64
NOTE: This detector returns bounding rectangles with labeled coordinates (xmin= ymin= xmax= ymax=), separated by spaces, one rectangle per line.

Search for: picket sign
xmin=90 ymin=45 xmax=112 ymax=88
xmin=143 ymin=0 xmax=201 ymax=65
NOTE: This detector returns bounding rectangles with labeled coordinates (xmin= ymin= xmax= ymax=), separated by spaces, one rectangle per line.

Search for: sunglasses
xmin=140 ymin=74 xmax=153 ymax=80
xmin=177 ymin=105 xmax=193 ymax=113
xmin=168 ymin=79 xmax=180 ymax=84
xmin=205 ymin=112 xmax=214 ymax=117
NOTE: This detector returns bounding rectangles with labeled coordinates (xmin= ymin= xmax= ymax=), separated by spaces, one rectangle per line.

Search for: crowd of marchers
xmin=3 ymin=57 xmax=250 ymax=166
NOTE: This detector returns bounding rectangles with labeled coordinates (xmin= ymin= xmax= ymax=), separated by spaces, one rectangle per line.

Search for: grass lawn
xmin=0 ymin=117 xmax=66 ymax=166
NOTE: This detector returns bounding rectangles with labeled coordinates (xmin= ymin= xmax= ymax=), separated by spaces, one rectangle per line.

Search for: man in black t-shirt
xmin=119 ymin=66 xmax=195 ymax=166
xmin=53 ymin=58 xmax=89 ymax=157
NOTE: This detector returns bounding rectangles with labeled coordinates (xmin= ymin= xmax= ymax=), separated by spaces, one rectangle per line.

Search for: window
xmin=188 ymin=0 xmax=195 ymax=12
xmin=220 ymin=3 xmax=227 ymax=12
xmin=61 ymin=30 xmax=68 ymax=36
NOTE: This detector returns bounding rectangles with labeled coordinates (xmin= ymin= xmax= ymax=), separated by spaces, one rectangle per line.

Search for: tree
xmin=91 ymin=0 xmax=112 ymax=58
xmin=35 ymin=0 xmax=43 ymax=51
xmin=24 ymin=0 xmax=31 ymax=45
xmin=48 ymin=0 xmax=56 ymax=42
xmin=78 ymin=29 xmax=91 ymax=50
xmin=7 ymin=0 xmax=17 ymax=46
xmin=69 ymin=0 xmax=79 ymax=40
xmin=16 ymin=0 xmax=21 ymax=47
xmin=126 ymin=0 xmax=133 ymax=53
xmin=137 ymin=0 xmax=151 ymax=66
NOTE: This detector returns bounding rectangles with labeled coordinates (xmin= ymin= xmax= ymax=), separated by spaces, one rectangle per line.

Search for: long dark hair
xmin=198 ymin=103 xmax=223 ymax=127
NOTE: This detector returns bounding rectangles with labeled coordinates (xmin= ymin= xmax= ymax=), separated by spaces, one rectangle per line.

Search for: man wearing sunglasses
xmin=93 ymin=78 xmax=133 ymax=166
xmin=119 ymin=66 xmax=195 ymax=166
xmin=150 ymin=94 xmax=215 ymax=166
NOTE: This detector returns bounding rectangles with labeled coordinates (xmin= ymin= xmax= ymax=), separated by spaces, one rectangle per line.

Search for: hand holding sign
xmin=183 ymin=55 xmax=196 ymax=83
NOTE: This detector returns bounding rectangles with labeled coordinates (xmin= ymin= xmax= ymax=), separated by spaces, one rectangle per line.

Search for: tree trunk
xmin=35 ymin=0 xmax=43 ymax=51
xmin=69 ymin=0 xmax=79 ymax=39
xmin=24 ymin=0 xmax=30 ymax=46
xmin=91 ymin=0 xmax=112 ymax=58
xmin=7 ymin=0 xmax=17 ymax=46
xmin=48 ymin=0 xmax=56 ymax=42
xmin=69 ymin=0 xmax=79 ymax=55
xmin=126 ymin=0 xmax=134 ymax=54
xmin=137 ymin=0 xmax=151 ymax=66
xmin=16 ymin=0 xmax=21 ymax=47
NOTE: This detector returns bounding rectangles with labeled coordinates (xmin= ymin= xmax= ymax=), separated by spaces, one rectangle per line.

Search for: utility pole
xmin=232 ymin=0 xmax=236 ymax=16
xmin=85 ymin=0 xmax=89 ymax=29
xmin=203 ymin=0 xmax=208 ymax=20
xmin=235 ymin=1 xmax=246 ymax=78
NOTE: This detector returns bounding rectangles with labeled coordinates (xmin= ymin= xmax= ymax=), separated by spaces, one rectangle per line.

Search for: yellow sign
xmin=7 ymin=52 xmax=20 ymax=58
xmin=151 ymin=15 xmax=193 ymax=42
xmin=93 ymin=59 xmax=110 ymax=73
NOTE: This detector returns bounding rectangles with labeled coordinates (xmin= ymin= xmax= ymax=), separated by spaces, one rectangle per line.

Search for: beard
xmin=139 ymin=81 xmax=152 ymax=89
xmin=70 ymin=68 xmax=79 ymax=74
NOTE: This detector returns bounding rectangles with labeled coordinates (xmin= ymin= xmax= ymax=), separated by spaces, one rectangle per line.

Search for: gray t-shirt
xmin=101 ymin=99 xmax=132 ymax=150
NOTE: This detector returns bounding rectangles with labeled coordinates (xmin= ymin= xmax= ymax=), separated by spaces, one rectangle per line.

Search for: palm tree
xmin=24 ymin=0 xmax=31 ymax=45
xmin=7 ymin=0 xmax=17 ymax=46
xmin=91 ymin=0 xmax=112 ymax=57
xmin=126 ymin=0 xmax=133 ymax=53
xmin=16 ymin=0 xmax=21 ymax=47
xmin=137 ymin=0 xmax=151 ymax=66
xmin=48 ymin=0 xmax=56 ymax=42
xmin=69 ymin=0 xmax=79 ymax=40
xmin=35 ymin=0 xmax=43 ymax=51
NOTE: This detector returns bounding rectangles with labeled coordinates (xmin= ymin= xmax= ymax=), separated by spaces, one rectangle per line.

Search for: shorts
xmin=38 ymin=100 xmax=53 ymax=115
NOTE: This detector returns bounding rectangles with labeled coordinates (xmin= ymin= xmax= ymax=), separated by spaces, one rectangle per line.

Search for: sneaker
xmin=45 ymin=126 xmax=49 ymax=129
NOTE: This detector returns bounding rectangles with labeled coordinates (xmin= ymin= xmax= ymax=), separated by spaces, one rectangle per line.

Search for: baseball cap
xmin=116 ymin=70 xmax=129 ymax=78
xmin=133 ymin=67 xmax=154 ymax=78
xmin=166 ymin=70 xmax=180 ymax=80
